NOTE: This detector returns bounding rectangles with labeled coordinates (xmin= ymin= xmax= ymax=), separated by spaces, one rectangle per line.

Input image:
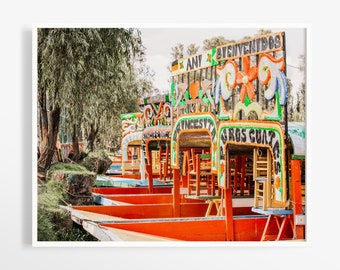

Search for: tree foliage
xmin=187 ymin=43 xmax=199 ymax=56
xmin=38 ymin=28 xmax=153 ymax=169
xmin=203 ymin=36 xmax=234 ymax=50
xmin=287 ymin=54 xmax=306 ymax=122
xmin=255 ymin=29 xmax=272 ymax=36
xmin=171 ymin=43 xmax=184 ymax=60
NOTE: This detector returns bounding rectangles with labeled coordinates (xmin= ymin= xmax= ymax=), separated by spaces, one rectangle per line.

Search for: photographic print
xmin=33 ymin=26 xmax=307 ymax=246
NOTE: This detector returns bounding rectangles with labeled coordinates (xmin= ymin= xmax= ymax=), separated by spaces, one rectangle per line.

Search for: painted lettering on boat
xmin=173 ymin=117 xmax=217 ymax=143
xmin=216 ymin=34 xmax=282 ymax=59
xmin=219 ymin=127 xmax=282 ymax=175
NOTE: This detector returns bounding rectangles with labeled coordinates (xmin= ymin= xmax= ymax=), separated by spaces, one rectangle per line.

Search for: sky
xmin=140 ymin=27 xmax=306 ymax=96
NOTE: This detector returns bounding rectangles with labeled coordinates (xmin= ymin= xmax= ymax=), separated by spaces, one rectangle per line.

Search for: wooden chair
xmin=159 ymin=146 xmax=172 ymax=181
xmin=253 ymin=148 xmax=272 ymax=210
xmin=188 ymin=149 xmax=212 ymax=196
xmin=230 ymin=155 xmax=249 ymax=196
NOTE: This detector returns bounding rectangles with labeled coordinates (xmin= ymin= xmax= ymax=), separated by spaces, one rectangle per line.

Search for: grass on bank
xmin=37 ymin=162 xmax=97 ymax=241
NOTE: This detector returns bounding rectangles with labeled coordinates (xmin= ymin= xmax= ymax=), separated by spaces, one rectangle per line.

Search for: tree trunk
xmin=87 ymin=122 xmax=99 ymax=152
xmin=38 ymin=104 xmax=61 ymax=170
xmin=70 ymin=124 xmax=80 ymax=162
xmin=66 ymin=174 xmax=95 ymax=205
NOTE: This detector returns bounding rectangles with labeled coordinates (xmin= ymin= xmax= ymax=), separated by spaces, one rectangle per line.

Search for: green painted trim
xmin=120 ymin=113 xmax=137 ymax=120
xmin=217 ymin=115 xmax=230 ymax=121
xmin=171 ymin=114 xmax=217 ymax=141
xmin=211 ymin=48 xmax=218 ymax=66
xmin=291 ymin=155 xmax=305 ymax=160
xmin=264 ymin=92 xmax=282 ymax=121
xmin=200 ymin=153 xmax=211 ymax=159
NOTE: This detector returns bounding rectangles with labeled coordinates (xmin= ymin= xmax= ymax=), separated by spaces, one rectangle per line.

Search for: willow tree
xmin=202 ymin=36 xmax=234 ymax=50
xmin=38 ymin=29 xmax=73 ymax=170
xmin=171 ymin=43 xmax=184 ymax=60
xmin=37 ymin=28 xmax=148 ymax=169
xmin=186 ymin=43 xmax=199 ymax=56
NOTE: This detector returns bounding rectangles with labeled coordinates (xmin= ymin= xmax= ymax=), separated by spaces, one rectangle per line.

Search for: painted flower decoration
xmin=258 ymin=53 xmax=288 ymax=105
xmin=236 ymin=56 xmax=258 ymax=105
xmin=214 ymin=60 xmax=238 ymax=105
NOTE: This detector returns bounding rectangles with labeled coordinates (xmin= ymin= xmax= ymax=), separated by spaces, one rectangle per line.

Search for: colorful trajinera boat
xmin=63 ymin=31 xmax=306 ymax=242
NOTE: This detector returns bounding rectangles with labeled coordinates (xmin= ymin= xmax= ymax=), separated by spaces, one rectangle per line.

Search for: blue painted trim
xmin=251 ymin=207 xmax=293 ymax=216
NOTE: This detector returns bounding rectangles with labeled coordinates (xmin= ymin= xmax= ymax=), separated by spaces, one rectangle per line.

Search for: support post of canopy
xmin=225 ymin=186 xmax=234 ymax=241
xmin=291 ymin=159 xmax=305 ymax=239
xmin=173 ymin=168 xmax=181 ymax=217
xmin=146 ymin=147 xmax=154 ymax=194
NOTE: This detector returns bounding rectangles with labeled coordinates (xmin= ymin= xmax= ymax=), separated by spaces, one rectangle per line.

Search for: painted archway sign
xmin=142 ymin=125 xmax=172 ymax=165
xmin=121 ymin=131 xmax=142 ymax=162
xmin=218 ymin=121 xmax=286 ymax=204
xmin=171 ymin=113 xmax=218 ymax=172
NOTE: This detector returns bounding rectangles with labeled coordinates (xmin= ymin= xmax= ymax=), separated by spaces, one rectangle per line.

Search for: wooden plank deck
xmin=60 ymin=206 xmax=178 ymax=241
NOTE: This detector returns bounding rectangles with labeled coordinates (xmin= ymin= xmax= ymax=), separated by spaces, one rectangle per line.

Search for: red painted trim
xmin=225 ymin=188 xmax=234 ymax=240
xmin=100 ymin=216 xmax=269 ymax=241
xmin=92 ymin=186 xmax=172 ymax=195
xmin=101 ymin=194 xmax=173 ymax=204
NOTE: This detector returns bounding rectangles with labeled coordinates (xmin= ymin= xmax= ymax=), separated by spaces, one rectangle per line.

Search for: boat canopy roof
xmin=287 ymin=122 xmax=305 ymax=158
